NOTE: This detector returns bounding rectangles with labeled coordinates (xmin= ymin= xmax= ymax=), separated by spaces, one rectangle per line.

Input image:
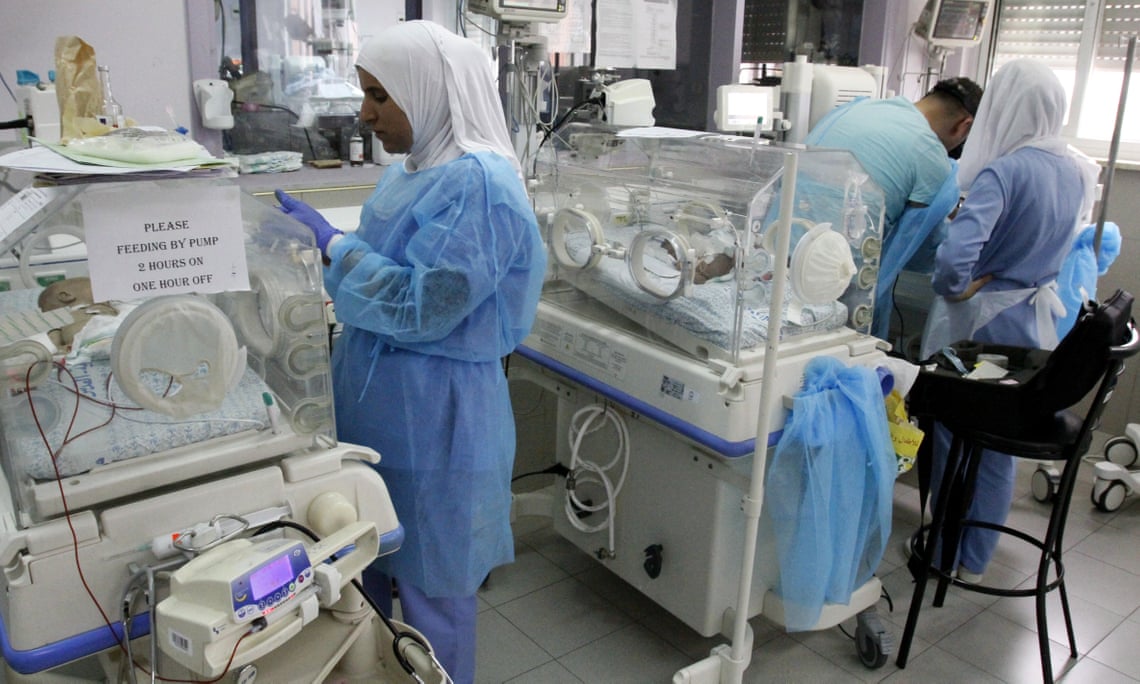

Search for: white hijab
xmin=355 ymin=20 xmax=521 ymax=178
xmin=958 ymin=59 xmax=1099 ymax=223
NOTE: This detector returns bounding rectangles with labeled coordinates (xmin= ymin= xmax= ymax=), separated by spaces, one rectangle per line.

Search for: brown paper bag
xmin=54 ymin=36 xmax=102 ymax=143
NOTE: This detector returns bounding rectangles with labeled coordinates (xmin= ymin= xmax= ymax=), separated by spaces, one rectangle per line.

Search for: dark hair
xmin=929 ymin=77 xmax=983 ymax=118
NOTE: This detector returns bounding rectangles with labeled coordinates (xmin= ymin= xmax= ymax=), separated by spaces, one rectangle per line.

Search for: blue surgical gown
xmin=933 ymin=146 xmax=1086 ymax=347
xmin=928 ymin=145 xmax=1089 ymax=574
xmin=806 ymin=98 xmax=957 ymax=340
xmin=325 ymin=151 xmax=547 ymax=597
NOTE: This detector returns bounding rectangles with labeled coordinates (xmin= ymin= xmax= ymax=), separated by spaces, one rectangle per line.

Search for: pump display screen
xmin=932 ymin=0 xmax=986 ymax=40
xmin=250 ymin=554 xmax=295 ymax=600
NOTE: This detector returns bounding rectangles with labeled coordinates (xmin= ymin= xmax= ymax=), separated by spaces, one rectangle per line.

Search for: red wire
xmin=22 ymin=360 xmax=250 ymax=682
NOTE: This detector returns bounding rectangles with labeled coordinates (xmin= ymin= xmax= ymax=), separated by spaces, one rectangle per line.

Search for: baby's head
xmin=38 ymin=277 xmax=94 ymax=312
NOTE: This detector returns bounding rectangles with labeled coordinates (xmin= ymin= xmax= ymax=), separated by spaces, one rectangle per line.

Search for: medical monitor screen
xmin=915 ymin=0 xmax=989 ymax=47
xmin=933 ymin=0 xmax=987 ymax=40
xmin=714 ymin=85 xmax=775 ymax=133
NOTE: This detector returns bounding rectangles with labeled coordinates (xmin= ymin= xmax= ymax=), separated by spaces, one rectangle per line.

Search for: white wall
xmin=0 ymin=0 xmax=409 ymax=148
xmin=0 ymin=1 xmax=194 ymax=144
xmin=357 ymin=0 xmax=410 ymax=41
xmin=860 ymin=0 xmax=981 ymax=98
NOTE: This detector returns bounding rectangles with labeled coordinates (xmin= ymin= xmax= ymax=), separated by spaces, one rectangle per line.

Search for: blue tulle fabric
xmin=765 ymin=356 xmax=895 ymax=630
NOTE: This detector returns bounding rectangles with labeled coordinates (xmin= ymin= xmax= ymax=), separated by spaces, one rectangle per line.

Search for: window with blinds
xmin=987 ymin=0 xmax=1138 ymax=148
xmin=1100 ymin=1 xmax=1140 ymax=68
xmin=991 ymin=0 xmax=1086 ymax=69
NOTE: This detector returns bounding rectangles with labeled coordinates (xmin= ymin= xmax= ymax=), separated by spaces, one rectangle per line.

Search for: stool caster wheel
xmin=1093 ymin=478 xmax=1128 ymax=513
xmin=1105 ymin=435 xmax=1138 ymax=467
xmin=1031 ymin=466 xmax=1058 ymax=503
xmin=855 ymin=610 xmax=893 ymax=669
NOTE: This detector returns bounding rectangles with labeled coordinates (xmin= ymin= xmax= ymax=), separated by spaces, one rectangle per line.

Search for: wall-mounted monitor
xmin=468 ymin=0 xmax=567 ymax=23
xmin=914 ymin=0 xmax=991 ymax=49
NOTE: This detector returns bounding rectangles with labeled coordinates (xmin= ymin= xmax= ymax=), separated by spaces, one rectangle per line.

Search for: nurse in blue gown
xmin=921 ymin=59 xmax=1100 ymax=581
xmin=276 ymin=20 xmax=546 ymax=683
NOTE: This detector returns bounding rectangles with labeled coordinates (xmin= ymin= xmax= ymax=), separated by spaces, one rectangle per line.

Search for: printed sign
xmin=83 ymin=184 xmax=250 ymax=302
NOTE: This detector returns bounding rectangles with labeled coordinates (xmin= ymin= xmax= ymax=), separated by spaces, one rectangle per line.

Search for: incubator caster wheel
xmin=1093 ymin=478 xmax=1128 ymax=513
xmin=1031 ymin=466 xmax=1057 ymax=503
xmin=855 ymin=610 xmax=893 ymax=669
xmin=1105 ymin=436 xmax=1139 ymax=467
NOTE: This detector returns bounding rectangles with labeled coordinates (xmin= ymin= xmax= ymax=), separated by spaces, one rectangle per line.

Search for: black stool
xmin=895 ymin=291 xmax=1139 ymax=683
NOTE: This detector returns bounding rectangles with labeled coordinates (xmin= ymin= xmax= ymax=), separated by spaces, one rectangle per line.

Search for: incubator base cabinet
xmin=0 ymin=179 xmax=442 ymax=682
xmin=517 ymin=125 xmax=892 ymax=656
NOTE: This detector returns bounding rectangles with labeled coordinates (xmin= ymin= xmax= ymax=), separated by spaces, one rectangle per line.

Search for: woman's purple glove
xmin=275 ymin=189 xmax=343 ymax=254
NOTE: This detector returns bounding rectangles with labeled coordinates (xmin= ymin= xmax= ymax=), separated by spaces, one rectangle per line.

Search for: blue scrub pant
xmin=362 ymin=565 xmax=477 ymax=684
xmin=930 ymin=423 xmax=1017 ymax=575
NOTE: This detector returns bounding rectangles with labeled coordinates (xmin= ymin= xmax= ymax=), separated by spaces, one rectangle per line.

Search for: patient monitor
xmin=714 ymin=84 xmax=778 ymax=133
xmin=914 ymin=0 xmax=992 ymax=48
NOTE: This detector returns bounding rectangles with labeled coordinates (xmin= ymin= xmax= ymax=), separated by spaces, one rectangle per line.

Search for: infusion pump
xmin=155 ymin=521 xmax=378 ymax=678
xmin=468 ymin=0 xmax=567 ymax=22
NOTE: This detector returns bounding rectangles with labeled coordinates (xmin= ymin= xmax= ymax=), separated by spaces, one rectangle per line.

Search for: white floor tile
xmin=877 ymin=564 xmax=986 ymax=646
xmin=787 ymin=614 xmax=897 ymax=682
xmin=1088 ymin=619 xmax=1140 ymax=679
xmin=504 ymin=660 xmax=584 ymax=683
xmin=558 ymin=623 xmax=691 ymax=683
xmin=475 ymin=610 xmax=554 ymax=684
xmin=516 ymin=525 xmax=596 ymax=576
xmin=1072 ymin=519 xmax=1140 ymax=576
xmin=1059 ymin=551 xmax=1140 ymax=617
xmin=936 ymin=610 xmax=1076 ymax=683
xmin=496 ymin=576 xmax=633 ymax=658
xmin=741 ymin=634 xmax=864 ymax=683
xmin=479 ymin=542 xmax=569 ymax=608
xmin=988 ymin=588 xmax=1127 ymax=656
xmin=887 ymin=644 xmax=1006 ymax=683
xmin=1060 ymin=655 xmax=1140 ymax=684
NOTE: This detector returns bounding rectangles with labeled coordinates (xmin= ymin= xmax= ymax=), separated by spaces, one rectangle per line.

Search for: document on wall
xmin=537 ymin=0 xmax=592 ymax=55
xmin=595 ymin=0 xmax=677 ymax=70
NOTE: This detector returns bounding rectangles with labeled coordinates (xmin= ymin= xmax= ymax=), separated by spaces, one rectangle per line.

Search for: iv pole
xmin=673 ymin=151 xmax=798 ymax=684
xmin=1094 ymin=35 xmax=1136 ymax=256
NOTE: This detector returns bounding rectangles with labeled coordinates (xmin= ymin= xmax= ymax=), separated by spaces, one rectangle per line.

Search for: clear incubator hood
xmin=0 ymin=178 xmax=333 ymax=526
xmin=531 ymin=124 xmax=887 ymax=365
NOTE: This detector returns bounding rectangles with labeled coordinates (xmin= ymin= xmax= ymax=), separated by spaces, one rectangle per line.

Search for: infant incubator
xmin=514 ymin=125 xmax=896 ymax=675
xmin=0 ymin=178 xmax=441 ymax=682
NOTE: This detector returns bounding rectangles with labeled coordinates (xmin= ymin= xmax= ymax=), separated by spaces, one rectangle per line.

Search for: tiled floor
xmin=468 ymin=438 xmax=1140 ymax=683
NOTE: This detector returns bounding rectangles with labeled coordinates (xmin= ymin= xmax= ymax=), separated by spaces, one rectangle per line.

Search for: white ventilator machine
xmin=778 ymin=60 xmax=887 ymax=144
xmin=0 ymin=178 xmax=445 ymax=682
xmin=516 ymin=124 xmax=894 ymax=682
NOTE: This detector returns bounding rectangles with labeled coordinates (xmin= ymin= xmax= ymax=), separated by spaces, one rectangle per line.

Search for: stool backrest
xmin=1028 ymin=289 xmax=1134 ymax=413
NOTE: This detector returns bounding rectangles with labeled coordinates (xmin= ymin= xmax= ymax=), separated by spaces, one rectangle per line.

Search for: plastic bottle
xmin=97 ymin=65 xmax=125 ymax=128
xmin=349 ymin=122 xmax=364 ymax=166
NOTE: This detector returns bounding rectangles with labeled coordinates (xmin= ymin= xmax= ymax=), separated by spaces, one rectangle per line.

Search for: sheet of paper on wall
xmin=595 ymin=0 xmax=677 ymax=70
xmin=537 ymin=0 xmax=593 ymax=55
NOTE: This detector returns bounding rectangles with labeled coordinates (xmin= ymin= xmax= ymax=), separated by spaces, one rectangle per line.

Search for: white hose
xmin=563 ymin=404 xmax=630 ymax=558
